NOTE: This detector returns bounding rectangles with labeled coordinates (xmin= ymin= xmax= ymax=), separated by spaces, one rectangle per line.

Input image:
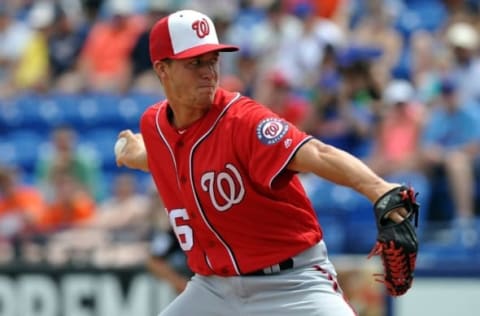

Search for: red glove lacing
xmin=368 ymin=240 xmax=415 ymax=296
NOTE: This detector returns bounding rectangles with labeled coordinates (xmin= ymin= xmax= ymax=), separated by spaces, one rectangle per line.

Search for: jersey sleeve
xmin=233 ymin=100 xmax=312 ymax=188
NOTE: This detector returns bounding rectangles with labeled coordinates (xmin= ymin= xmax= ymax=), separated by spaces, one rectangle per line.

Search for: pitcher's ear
xmin=153 ymin=60 xmax=169 ymax=79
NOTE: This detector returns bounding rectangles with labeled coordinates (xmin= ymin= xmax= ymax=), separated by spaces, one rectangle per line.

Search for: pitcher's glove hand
xmin=368 ymin=185 xmax=419 ymax=296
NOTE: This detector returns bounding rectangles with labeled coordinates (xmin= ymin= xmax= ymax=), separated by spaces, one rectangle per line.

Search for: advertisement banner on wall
xmin=0 ymin=266 xmax=176 ymax=316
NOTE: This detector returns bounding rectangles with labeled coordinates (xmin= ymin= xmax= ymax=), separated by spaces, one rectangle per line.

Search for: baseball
xmin=114 ymin=137 xmax=127 ymax=156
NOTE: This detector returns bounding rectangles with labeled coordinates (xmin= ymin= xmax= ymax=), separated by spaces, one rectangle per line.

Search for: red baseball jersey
xmin=140 ymin=88 xmax=322 ymax=276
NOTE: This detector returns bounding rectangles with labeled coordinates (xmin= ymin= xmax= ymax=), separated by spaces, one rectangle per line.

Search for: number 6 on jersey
xmin=169 ymin=209 xmax=194 ymax=251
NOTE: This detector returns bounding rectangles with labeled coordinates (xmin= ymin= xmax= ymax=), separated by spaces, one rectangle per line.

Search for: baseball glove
xmin=368 ymin=185 xmax=419 ymax=296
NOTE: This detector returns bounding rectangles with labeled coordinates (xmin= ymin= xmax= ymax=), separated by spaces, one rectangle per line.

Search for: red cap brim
xmin=169 ymin=43 xmax=239 ymax=59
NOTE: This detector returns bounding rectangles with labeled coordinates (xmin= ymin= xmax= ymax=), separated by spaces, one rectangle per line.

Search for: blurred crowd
xmin=1 ymin=0 xmax=480 ymax=270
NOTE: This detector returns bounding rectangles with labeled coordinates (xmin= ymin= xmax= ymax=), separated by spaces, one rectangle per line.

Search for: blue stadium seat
xmin=12 ymin=93 xmax=68 ymax=132
xmin=70 ymin=94 xmax=102 ymax=130
xmin=1 ymin=93 xmax=86 ymax=133
xmin=48 ymin=93 xmax=82 ymax=128
xmin=35 ymin=96 xmax=69 ymax=130
xmin=88 ymin=93 xmax=123 ymax=128
xmin=0 ymin=130 xmax=44 ymax=172
xmin=0 ymin=137 xmax=17 ymax=167
xmin=117 ymin=96 xmax=144 ymax=128
xmin=0 ymin=94 xmax=42 ymax=131
xmin=343 ymin=217 xmax=377 ymax=254
xmin=319 ymin=214 xmax=347 ymax=254
xmin=395 ymin=0 xmax=447 ymax=38
xmin=79 ymin=128 xmax=120 ymax=171
xmin=62 ymin=93 xmax=123 ymax=131
xmin=307 ymin=178 xmax=369 ymax=217
xmin=0 ymin=97 xmax=22 ymax=133
xmin=127 ymin=91 xmax=162 ymax=109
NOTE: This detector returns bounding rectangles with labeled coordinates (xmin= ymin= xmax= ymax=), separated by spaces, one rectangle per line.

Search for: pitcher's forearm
xmin=289 ymin=139 xmax=398 ymax=202
xmin=320 ymin=146 xmax=395 ymax=202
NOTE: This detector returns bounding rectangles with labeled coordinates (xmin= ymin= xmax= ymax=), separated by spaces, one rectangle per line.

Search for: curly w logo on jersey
xmin=200 ymin=163 xmax=245 ymax=212
xmin=256 ymin=118 xmax=289 ymax=145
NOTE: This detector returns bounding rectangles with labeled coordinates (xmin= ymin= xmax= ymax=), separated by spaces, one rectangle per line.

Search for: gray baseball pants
xmin=158 ymin=241 xmax=357 ymax=316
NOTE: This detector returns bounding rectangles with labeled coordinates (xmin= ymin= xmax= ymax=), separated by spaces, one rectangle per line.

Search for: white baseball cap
xmin=149 ymin=10 xmax=238 ymax=62
xmin=383 ymin=80 xmax=415 ymax=105
xmin=28 ymin=1 xmax=55 ymax=29
xmin=446 ymin=22 xmax=479 ymax=50
xmin=108 ymin=0 xmax=134 ymax=16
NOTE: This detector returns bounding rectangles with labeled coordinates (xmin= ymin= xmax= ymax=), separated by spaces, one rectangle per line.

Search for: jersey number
xmin=169 ymin=208 xmax=193 ymax=251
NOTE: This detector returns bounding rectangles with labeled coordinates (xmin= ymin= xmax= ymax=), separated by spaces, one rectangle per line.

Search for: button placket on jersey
xmin=175 ymin=138 xmax=188 ymax=187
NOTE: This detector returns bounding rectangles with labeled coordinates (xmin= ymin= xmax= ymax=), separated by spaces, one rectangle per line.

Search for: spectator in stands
xmin=283 ymin=0 xmax=344 ymax=21
xmin=331 ymin=46 xmax=383 ymax=158
xmin=37 ymin=165 xmax=99 ymax=265
xmin=43 ymin=172 xmax=152 ymax=267
xmin=367 ymin=80 xmax=426 ymax=178
xmin=0 ymin=4 xmax=33 ymax=97
xmin=38 ymin=165 xmax=96 ymax=233
xmin=34 ymin=124 xmax=104 ymax=201
xmin=48 ymin=3 xmax=89 ymax=93
xmin=81 ymin=0 xmax=104 ymax=24
xmin=255 ymin=70 xmax=313 ymax=130
xmin=238 ymin=0 xmax=303 ymax=74
xmin=276 ymin=1 xmax=345 ymax=90
xmin=232 ymin=48 xmax=261 ymax=98
xmin=129 ymin=0 xmax=171 ymax=93
xmin=420 ymin=78 xmax=480 ymax=247
xmin=409 ymin=30 xmax=448 ymax=106
xmin=443 ymin=0 xmax=479 ymax=27
xmin=444 ymin=21 xmax=480 ymax=104
xmin=309 ymin=71 xmax=351 ymax=150
xmin=349 ymin=0 xmax=403 ymax=86
xmin=0 ymin=166 xmax=46 ymax=242
xmin=219 ymin=74 xmax=246 ymax=95
xmin=12 ymin=1 xmax=53 ymax=93
xmin=88 ymin=172 xmax=150 ymax=240
xmin=182 ymin=0 xmax=238 ymax=20
xmin=78 ymin=0 xmax=145 ymax=93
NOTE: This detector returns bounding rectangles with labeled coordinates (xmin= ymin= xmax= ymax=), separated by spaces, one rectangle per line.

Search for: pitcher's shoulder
xmin=141 ymin=100 xmax=166 ymax=118
xmin=140 ymin=100 xmax=167 ymax=129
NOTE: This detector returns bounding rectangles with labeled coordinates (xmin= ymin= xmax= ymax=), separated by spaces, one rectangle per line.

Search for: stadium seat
xmin=79 ymin=128 xmax=120 ymax=171
xmin=0 ymin=130 xmax=44 ymax=172
xmin=0 ymin=94 xmax=41 ymax=131
xmin=343 ymin=217 xmax=377 ymax=254
xmin=0 ymin=98 xmax=21 ymax=133
xmin=319 ymin=214 xmax=347 ymax=254
xmin=35 ymin=96 xmax=69 ymax=130
xmin=90 ymin=93 xmax=124 ymax=128
xmin=72 ymin=94 xmax=102 ymax=130
xmin=127 ymin=91 xmax=162 ymax=109
xmin=395 ymin=0 xmax=447 ymax=38
xmin=117 ymin=96 xmax=144 ymax=128
xmin=307 ymin=177 xmax=369 ymax=217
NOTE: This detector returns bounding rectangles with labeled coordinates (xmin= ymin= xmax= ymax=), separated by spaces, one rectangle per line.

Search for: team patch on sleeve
xmin=256 ymin=118 xmax=289 ymax=145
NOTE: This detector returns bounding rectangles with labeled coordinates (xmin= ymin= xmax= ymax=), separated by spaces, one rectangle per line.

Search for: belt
xmin=244 ymin=257 xmax=294 ymax=276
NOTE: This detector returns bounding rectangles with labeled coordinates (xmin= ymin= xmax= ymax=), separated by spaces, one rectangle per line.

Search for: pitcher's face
xmin=156 ymin=52 xmax=220 ymax=110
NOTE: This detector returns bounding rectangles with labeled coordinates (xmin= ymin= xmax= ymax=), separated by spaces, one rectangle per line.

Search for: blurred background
xmin=0 ymin=0 xmax=480 ymax=315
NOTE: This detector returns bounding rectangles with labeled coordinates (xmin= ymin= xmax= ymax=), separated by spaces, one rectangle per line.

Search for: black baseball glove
xmin=368 ymin=185 xmax=419 ymax=296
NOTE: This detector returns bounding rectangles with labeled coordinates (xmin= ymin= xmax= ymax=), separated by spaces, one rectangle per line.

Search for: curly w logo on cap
xmin=192 ymin=18 xmax=210 ymax=38
xmin=149 ymin=10 xmax=238 ymax=62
